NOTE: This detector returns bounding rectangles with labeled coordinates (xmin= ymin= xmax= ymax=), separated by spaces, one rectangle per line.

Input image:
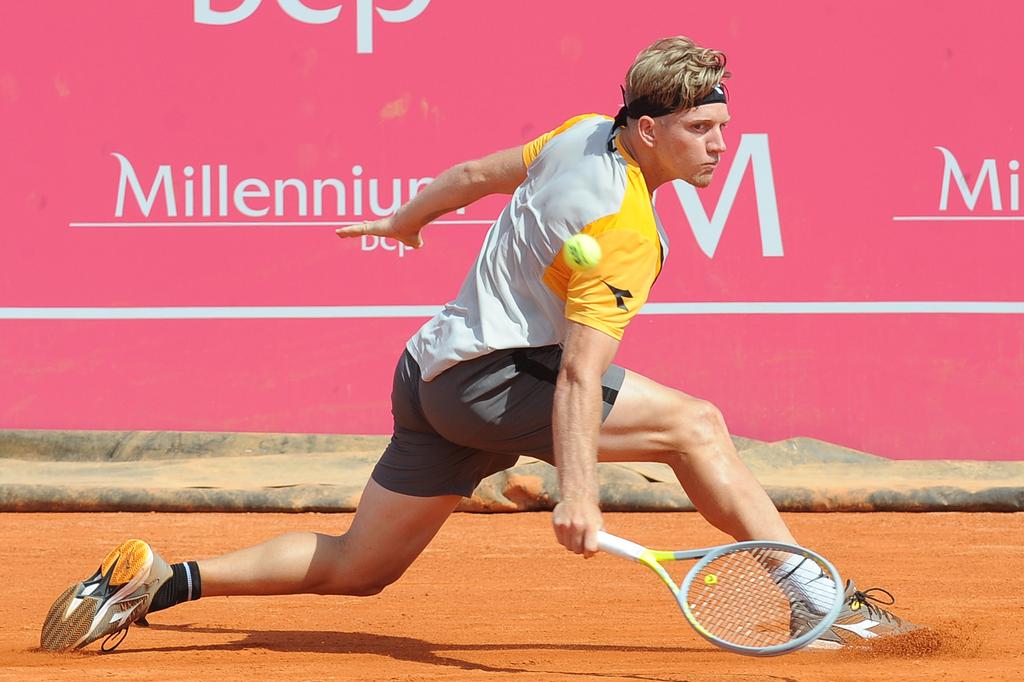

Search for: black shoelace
xmin=100 ymin=615 xmax=148 ymax=653
xmin=851 ymin=586 xmax=902 ymax=624
xmin=100 ymin=628 xmax=128 ymax=653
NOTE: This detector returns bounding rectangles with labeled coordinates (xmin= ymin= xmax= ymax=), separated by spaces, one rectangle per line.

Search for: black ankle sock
xmin=149 ymin=561 xmax=202 ymax=614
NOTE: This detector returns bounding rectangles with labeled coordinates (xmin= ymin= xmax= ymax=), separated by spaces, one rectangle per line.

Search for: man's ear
xmin=635 ymin=115 xmax=657 ymax=148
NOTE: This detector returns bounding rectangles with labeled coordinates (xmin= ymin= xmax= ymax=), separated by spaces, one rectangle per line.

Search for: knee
xmin=308 ymin=536 xmax=408 ymax=597
xmin=669 ymin=398 xmax=729 ymax=454
xmin=313 ymin=566 xmax=404 ymax=597
xmin=337 ymin=574 xmax=399 ymax=597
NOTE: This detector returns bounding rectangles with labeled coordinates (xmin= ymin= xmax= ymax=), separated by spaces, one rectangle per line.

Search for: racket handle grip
xmin=597 ymin=531 xmax=646 ymax=561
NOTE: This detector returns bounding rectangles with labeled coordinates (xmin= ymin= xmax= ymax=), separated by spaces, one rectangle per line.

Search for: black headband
xmin=609 ymin=83 xmax=728 ymax=149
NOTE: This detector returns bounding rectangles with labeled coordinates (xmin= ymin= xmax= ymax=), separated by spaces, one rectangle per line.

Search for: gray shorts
xmin=371 ymin=346 xmax=626 ymax=497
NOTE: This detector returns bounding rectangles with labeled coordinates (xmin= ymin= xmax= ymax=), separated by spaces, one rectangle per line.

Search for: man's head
xmin=621 ymin=36 xmax=731 ymax=189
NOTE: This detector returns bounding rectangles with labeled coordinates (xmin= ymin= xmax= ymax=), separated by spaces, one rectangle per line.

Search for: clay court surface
xmin=1 ymin=512 xmax=1020 ymax=681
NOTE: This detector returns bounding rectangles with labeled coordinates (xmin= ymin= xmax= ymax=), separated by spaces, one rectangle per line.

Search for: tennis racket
xmin=597 ymin=530 xmax=844 ymax=656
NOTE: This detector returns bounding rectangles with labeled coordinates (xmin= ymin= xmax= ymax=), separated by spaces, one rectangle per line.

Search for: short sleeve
xmin=563 ymin=228 xmax=661 ymax=340
xmin=522 ymin=114 xmax=606 ymax=168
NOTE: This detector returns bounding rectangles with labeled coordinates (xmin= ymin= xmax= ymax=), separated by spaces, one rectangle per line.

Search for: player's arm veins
xmin=395 ymin=146 xmax=527 ymax=227
xmin=552 ymin=321 xmax=619 ymax=504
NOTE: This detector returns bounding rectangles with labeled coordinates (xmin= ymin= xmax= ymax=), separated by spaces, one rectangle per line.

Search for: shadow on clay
xmin=113 ymin=623 xmax=742 ymax=680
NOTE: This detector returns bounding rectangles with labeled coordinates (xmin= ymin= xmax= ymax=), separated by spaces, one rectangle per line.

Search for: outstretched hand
xmin=335 ymin=216 xmax=424 ymax=249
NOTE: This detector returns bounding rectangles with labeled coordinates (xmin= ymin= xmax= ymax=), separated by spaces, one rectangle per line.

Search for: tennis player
xmin=41 ymin=36 xmax=917 ymax=652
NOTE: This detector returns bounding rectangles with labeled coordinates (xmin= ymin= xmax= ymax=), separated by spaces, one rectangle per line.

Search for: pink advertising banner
xmin=1 ymin=1 xmax=1021 ymax=459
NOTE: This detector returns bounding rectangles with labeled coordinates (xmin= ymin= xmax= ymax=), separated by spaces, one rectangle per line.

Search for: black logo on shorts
xmin=604 ymin=281 xmax=633 ymax=311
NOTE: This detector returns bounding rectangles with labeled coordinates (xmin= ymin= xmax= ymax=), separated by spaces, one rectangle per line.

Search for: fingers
xmin=552 ymin=500 xmax=602 ymax=558
xmin=334 ymin=219 xmax=423 ymax=249
xmin=555 ymin=517 xmax=585 ymax=554
xmin=582 ymin=524 xmax=600 ymax=558
xmin=334 ymin=221 xmax=374 ymax=239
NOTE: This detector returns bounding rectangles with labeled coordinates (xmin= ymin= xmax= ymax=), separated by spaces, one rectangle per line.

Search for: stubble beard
xmin=688 ymin=171 xmax=714 ymax=188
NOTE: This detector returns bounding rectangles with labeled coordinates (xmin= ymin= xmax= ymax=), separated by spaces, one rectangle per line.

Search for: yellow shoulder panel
xmin=543 ymin=217 xmax=661 ymax=341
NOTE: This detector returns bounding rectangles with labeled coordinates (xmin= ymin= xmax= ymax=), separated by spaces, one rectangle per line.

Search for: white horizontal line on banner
xmin=1 ymin=302 xmax=1022 ymax=320
xmin=0 ymin=306 xmax=440 ymax=319
xmin=643 ymin=302 xmax=1024 ymax=314
xmin=69 ymin=217 xmax=1022 ymax=226
xmin=892 ymin=215 xmax=1024 ymax=221
xmin=68 ymin=220 xmax=494 ymax=227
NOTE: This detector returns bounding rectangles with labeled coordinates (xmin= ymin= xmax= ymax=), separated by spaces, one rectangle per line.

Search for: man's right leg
xmin=598 ymin=368 xmax=796 ymax=544
xmin=199 ymin=478 xmax=461 ymax=597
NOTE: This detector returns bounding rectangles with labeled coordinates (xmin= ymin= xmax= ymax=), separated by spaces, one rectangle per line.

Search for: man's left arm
xmin=335 ymin=146 xmax=526 ymax=248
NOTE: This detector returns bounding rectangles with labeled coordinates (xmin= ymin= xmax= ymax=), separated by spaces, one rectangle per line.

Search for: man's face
xmin=653 ymin=103 xmax=730 ymax=188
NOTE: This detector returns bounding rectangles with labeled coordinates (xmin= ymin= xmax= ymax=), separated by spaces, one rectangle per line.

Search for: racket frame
xmin=597 ymin=530 xmax=844 ymax=656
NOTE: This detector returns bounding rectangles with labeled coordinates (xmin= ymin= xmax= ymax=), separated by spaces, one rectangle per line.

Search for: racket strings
xmin=688 ymin=552 xmax=790 ymax=646
xmin=759 ymin=548 xmax=840 ymax=616
xmin=684 ymin=548 xmax=838 ymax=648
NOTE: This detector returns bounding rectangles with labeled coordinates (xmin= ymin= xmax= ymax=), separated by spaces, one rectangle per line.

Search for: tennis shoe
xmin=40 ymin=539 xmax=172 ymax=652
xmin=801 ymin=579 xmax=919 ymax=649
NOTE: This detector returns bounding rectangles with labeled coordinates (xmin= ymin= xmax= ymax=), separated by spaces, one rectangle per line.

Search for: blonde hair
xmin=625 ymin=36 xmax=730 ymax=113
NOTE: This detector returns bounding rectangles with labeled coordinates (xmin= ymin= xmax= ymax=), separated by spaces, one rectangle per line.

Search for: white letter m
xmin=665 ymin=133 xmax=783 ymax=258
xmin=112 ymin=153 xmax=176 ymax=218
xmin=935 ymin=146 xmax=1002 ymax=211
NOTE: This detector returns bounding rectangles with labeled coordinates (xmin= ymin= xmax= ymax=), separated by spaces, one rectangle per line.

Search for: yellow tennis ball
xmin=562 ymin=233 xmax=602 ymax=271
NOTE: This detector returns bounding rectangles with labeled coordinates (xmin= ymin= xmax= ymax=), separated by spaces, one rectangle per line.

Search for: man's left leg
xmin=198 ymin=478 xmax=462 ymax=597
xmin=39 ymin=478 xmax=461 ymax=651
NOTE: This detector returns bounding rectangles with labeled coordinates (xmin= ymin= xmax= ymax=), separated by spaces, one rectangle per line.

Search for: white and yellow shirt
xmin=408 ymin=114 xmax=668 ymax=381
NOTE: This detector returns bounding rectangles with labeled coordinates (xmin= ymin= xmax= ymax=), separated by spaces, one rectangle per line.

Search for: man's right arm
xmin=551 ymin=225 xmax=661 ymax=556
xmin=335 ymin=146 xmax=527 ymax=248
xmin=551 ymin=320 xmax=620 ymax=557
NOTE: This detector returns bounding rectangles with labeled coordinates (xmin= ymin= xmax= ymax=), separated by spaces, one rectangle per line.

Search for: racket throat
xmin=639 ymin=556 xmax=681 ymax=598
